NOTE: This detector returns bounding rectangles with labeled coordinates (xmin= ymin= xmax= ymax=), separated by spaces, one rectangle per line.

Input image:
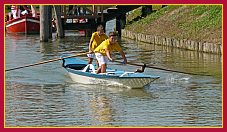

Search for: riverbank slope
xmin=124 ymin=5 xmax=222 ymax=54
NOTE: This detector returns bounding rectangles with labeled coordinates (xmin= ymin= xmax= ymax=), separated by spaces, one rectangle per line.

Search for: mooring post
xmin=40 ymin=5 xmax=49 ymax=42
xmin=116 ymin=14 xmax=126 ymax=37
xmin=53 ymin=5 xmax=64 ymax=38
xmin=48 ymin=5 xmax=52 ymax=39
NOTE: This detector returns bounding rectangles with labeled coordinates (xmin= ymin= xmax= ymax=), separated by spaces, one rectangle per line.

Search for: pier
xmin=40 ymin=5 xmax=140 ymax=41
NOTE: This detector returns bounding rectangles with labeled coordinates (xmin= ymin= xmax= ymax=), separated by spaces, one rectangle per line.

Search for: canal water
xmin=5 ymin=31 xmax=222 ymax=127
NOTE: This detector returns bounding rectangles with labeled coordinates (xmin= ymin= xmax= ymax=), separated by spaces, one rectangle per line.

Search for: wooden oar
xmin=114 ymin=60 xmax=210 ymax=76
xmin=5 ymin=52 xmax=89 ymax=72
xmin=36 ymin=48 xmax=89 ymax=55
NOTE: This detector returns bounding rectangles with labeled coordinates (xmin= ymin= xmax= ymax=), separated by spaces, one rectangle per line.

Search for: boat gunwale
xmin=6 ymin=15 xmax=39 ymax=24
xmin=65 ymin=67 xmax=160 ymax=79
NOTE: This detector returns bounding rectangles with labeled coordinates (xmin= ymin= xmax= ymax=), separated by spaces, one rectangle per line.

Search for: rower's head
xmin=109 ymin=32 xmax=118 ymax=44
xmin=97 ymin=25 xmax=104 ymax=35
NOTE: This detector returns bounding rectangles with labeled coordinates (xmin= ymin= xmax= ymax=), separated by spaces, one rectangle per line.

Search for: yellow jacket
xmin=94 ymin=39 xmax=122 ymax=56
xmin=90 ymin=32 xmax=108 ymax=51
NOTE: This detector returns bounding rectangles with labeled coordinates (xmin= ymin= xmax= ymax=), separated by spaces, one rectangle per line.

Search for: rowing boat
xmin=61 ymin=54 xmax=160 ymax=88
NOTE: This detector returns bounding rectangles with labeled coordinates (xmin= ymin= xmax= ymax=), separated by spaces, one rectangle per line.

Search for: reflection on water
xmin=5 ymin=32 xmax=222 ymax=127
xmin=90 ymin=95 xmax=114 ymax=125
xmin=123 ymin=38 xmax=222 ymax=78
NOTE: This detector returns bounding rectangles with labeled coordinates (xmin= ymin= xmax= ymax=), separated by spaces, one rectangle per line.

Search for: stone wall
xmin=122 ymin=29 xmax=222 ymax=54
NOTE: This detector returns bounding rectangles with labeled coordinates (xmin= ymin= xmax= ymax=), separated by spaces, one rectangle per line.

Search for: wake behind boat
xmin=61 ymin=53 xmax=160 ymax=89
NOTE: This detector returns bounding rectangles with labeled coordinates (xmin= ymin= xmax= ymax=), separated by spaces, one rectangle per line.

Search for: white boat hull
xmin=68 ymin=71 xmax=157 ymax=89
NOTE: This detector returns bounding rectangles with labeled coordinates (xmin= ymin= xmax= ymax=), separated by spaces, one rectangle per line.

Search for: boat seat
xmin=82 ymin=64 xmax=96 ymax=74
xmin=65 ymin=64 xmax=87 ymax=70
xmin=120 ymin=72 xmax=135 ymax=77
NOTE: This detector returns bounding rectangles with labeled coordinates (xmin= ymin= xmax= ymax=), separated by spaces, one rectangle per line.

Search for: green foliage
xmin=5 ymin=5 xmax=11 ymax=13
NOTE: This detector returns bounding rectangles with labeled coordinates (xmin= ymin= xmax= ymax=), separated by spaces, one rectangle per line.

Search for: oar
xmin=113 ymin=60 xmax=210 ymax=76
xmin=36 ymin=47 xmax=85 ymax=53
xmin=5 ymin=52 xmax=89 ymax=72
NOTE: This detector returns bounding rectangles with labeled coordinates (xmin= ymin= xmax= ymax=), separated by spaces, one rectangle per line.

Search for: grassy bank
xmin=125 ymin=5 xmax=222 ymax=44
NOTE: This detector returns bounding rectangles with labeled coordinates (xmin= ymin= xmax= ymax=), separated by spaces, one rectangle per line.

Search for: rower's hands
xmin=88 ymin=50 xmax=93 ymax=54
xmin=122 ymin=60 xmax=127 ymax=65
xmin=109 ymin=58 xmax=114 ymax=62
xmin=122 ymin=59 xmax=128 ymax=65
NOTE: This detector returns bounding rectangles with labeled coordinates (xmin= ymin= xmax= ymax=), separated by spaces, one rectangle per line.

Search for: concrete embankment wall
xmin=122 ymin=29 xmax=222 ymax=54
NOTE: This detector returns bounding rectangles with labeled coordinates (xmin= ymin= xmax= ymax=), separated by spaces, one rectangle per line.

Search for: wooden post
xmin=101 ymin=6 xmax=104 ymax=22
xmin=40 ymin=5 xmax=49 ymax=42
xmin=48 ymin=5 xmax=52 ymax=39
xmin=142 ymin=5 xmax=153 ymax=17
xmin=92 ymin=5 xmax=96 ymax=16
xmin=53 ymin=5 xmax=64 ymax=38
xmin=116 ymin=14 xmax=126 ymax=37
xmin=61 ymin=5 xmax=66 ymax=17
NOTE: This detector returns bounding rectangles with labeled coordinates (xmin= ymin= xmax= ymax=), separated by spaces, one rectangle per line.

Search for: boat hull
xmin=6 ymin=15 xmax=40 ymax=34
xmin=68 ymin=71 xmax=158 ymax=88
xmin=65 ymin=67 xmax=159 ymax=89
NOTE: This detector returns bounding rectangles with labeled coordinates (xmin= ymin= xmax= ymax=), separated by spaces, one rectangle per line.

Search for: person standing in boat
xmin=20 ymin=5 xmax=31 ymax=15
xmin=11 ymin=5 xmax=20 ymax=19
xmin=94 ymin=32 xmax=127 ymax=73
xmin=31 ymin=5 xmax=37 ymax=17
xmin=87 ymin=25 xmax=108 ymax=67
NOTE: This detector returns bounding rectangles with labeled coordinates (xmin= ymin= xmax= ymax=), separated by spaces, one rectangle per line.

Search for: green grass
xmin=125 ymin=5 xmax=222 ymax=43
xmin=126 ymin=5 xmax=181 ymax=32
xmin=139 ymin=5 xmax=180 ymax=24
xmin=126 ymin=5 xmax=168 ymax=24
xmin=179 ymin=5 xmax=222 ymax=31
xmin=126 ymin=6 xmax=142 ymax=23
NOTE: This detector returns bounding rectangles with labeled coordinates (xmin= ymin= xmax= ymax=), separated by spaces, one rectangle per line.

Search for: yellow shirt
xmin=94 ymin=39 xmax=122 ymax=56
xmin=90 ymin=32 xmax=108 ymax=51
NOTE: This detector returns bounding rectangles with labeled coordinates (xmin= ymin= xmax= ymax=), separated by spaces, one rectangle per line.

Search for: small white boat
xmin=61 ymin=54 xmax=160 ymax=88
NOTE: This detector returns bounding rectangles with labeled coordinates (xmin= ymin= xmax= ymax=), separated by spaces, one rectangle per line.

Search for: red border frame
xmin=1 ymin=0 xmax=225 ymax=132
